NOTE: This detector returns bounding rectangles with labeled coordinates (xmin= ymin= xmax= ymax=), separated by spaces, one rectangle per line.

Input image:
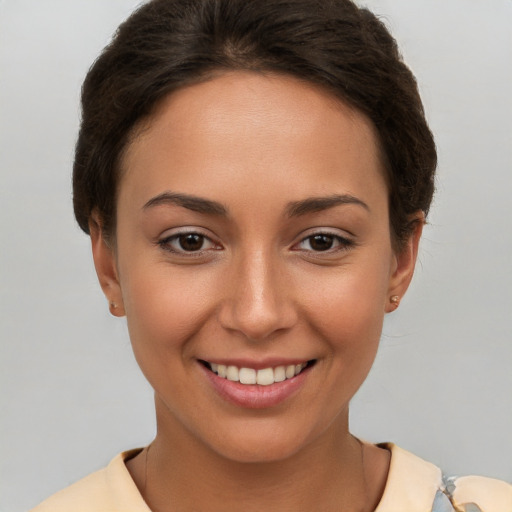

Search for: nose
xmin=218 ymin=248 xmax=297 ymax=341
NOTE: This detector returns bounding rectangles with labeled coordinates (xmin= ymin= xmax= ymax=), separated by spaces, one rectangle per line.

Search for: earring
xmin=108 ymin=300 xmax=124 ymax=316
xmin=390 ymin=295 xmax=400 ymax=309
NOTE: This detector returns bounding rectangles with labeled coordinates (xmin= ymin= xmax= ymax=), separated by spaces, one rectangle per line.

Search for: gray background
xmin=1 ymin=1 xmax=511 ymax=511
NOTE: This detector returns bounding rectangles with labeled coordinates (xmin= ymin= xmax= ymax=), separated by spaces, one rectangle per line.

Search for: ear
xmin=89 ymin=213 xmax=125 ymax=317
xmin=385 ymin=212 xmax=424 ymax=313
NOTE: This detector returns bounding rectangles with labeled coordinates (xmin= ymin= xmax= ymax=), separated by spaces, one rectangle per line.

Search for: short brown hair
xmin=73 ymin=0 xmax=436 ymax=249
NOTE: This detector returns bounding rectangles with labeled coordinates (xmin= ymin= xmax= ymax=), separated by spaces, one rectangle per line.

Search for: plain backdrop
xmin=1 ymin=1 xmax=511 ymax=510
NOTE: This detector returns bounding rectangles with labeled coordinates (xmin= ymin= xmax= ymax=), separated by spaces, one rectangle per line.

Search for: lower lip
xmin=200 ymin=363 xmax=311 ymax=409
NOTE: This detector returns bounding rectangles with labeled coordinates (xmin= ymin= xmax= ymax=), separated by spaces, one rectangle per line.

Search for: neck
xmin=126 ymin=398 xmax=391 ymax=512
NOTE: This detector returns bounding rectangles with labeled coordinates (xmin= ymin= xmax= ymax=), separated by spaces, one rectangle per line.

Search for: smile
xmin=203 ymin=361 xmax=314 ymax=386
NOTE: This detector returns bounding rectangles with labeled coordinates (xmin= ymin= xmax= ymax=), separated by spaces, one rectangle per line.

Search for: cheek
xmin=302 ymin=256 xmax=392 ymax=356
xmin=120 ymin=263 xmax=219 ymax=362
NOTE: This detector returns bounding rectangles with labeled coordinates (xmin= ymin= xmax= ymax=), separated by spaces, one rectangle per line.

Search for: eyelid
xmin=291 ymin=228 xmax=356 ymax=252
xmin=157 ymin=227 xmax=222 ymax=254
xmin=159 ymin=226 xmax=211 ymax=238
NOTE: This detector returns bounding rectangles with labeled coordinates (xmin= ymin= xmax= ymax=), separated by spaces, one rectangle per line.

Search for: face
xmin=92 ymin=72 xmax=420 ymax=463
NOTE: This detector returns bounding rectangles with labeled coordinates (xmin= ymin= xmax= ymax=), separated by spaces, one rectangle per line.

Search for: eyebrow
xmin=142 ymin=192 xmax=228 ymax=216
xmin=286 ymin=194 xmax=369 ymax=217
xmin=142 ymin=191 xmax=368 ymax=217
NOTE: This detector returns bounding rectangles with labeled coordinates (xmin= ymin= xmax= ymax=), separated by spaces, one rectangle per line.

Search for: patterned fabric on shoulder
xmin=431 ymin=474 xmax=512 ymax=512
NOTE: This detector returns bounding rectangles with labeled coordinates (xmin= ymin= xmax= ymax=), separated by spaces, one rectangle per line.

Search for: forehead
xmin=119 ymin=71 xmax=387 ymax=211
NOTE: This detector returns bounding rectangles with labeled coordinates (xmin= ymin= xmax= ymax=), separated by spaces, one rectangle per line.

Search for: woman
xmin=30 ymin=0 xmax=511 ymax=511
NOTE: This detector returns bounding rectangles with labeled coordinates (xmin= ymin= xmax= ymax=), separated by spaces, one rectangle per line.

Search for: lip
xmin=201 ymin=357 xmax=311 ymax=370
xmin=199 ymin=359 xmax=314 ymax=409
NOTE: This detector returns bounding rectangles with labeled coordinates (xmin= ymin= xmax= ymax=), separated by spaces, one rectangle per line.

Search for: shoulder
xmin=444 ymin=474 xmax=512 ymax=512
xmin=375 ymin=443 xmax=512 ymax=512
xmin=30 ymin=449 xmax=151 ymax=512
xmin=30 ymin=466 xmax=111 ymax=512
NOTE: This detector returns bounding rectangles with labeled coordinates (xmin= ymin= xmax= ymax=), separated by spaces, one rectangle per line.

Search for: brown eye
xmin=178 ymin=233 xmax=205 ymax=251
xmin=295 ymin=231 xmax=354 ymax=254
xmin=308 ymin=234 xmax=335 ymax=251
xmin=159 ymin=231 xmax=218 ymax=254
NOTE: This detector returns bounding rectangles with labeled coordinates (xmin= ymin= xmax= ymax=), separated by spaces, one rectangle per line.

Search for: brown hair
xmin=73 ymin=0 xmax=436 ymax=249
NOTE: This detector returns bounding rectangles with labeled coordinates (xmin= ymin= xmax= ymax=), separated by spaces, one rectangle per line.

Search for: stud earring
xmin=109 ymin=301 xmax=117 ymax=309
xmin=390 ymin=295 xmax=400 ymax=309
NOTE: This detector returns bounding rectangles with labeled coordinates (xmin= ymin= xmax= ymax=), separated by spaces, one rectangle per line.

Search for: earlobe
xmin=385 ymin=212 xmax=424 ymax=313
xmin=89 ymin=213 xmax=125 ymax=317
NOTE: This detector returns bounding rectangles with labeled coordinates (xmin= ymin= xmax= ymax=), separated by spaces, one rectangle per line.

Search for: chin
xmin=202 ymin=420 xmax=319 ymax=464
xmin=213 ymin=440 xmax=303 ymax=465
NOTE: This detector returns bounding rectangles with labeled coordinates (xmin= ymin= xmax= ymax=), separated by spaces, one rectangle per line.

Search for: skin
xmin=90 ymin=71 xmax=423 ymax=511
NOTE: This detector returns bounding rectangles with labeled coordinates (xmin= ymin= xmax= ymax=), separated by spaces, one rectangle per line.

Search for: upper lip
xmin=198 ymin=357 xmax=315 ymax=370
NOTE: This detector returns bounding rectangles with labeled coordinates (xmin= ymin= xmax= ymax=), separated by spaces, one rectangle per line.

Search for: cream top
xmin=31 ymin=444 xmax=512 ymax=512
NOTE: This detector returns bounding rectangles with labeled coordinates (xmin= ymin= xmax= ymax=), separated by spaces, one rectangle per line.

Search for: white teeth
xmin=256 ymin=367 xmax=274 ymax=386
xmin=226 ymin=365 xmax=239 ymax=381
xmin=208 ymin=361 xmax=310 ymax=385
xmin=285 ymin=365 xmax=296 ymax=379
xmin=274 ymin=366 xmax=286 ymax=382
xmin=239 ymin=367 xmax=256 ymax=384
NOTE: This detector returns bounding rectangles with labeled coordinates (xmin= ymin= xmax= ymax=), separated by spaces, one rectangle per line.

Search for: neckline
xmin=373 ymin=443 xmax=442 ymax=511
xmin=114 ymin=443 xmax=442 ymax=512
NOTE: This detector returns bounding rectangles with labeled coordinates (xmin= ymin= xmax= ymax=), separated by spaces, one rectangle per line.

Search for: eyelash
xmin=158 ymin=231 xmax=221 ymax=255
xmin=293 ymin=231 xmax=355 ymax=254
xmin=157 ymin=229 xmax=354 ymax=256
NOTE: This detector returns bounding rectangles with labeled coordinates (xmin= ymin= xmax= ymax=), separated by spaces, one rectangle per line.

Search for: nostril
xmin=217 ymin=262 xmax=298 ymax=341
xmin=218 ymin=298 xmax=298 ymax=342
